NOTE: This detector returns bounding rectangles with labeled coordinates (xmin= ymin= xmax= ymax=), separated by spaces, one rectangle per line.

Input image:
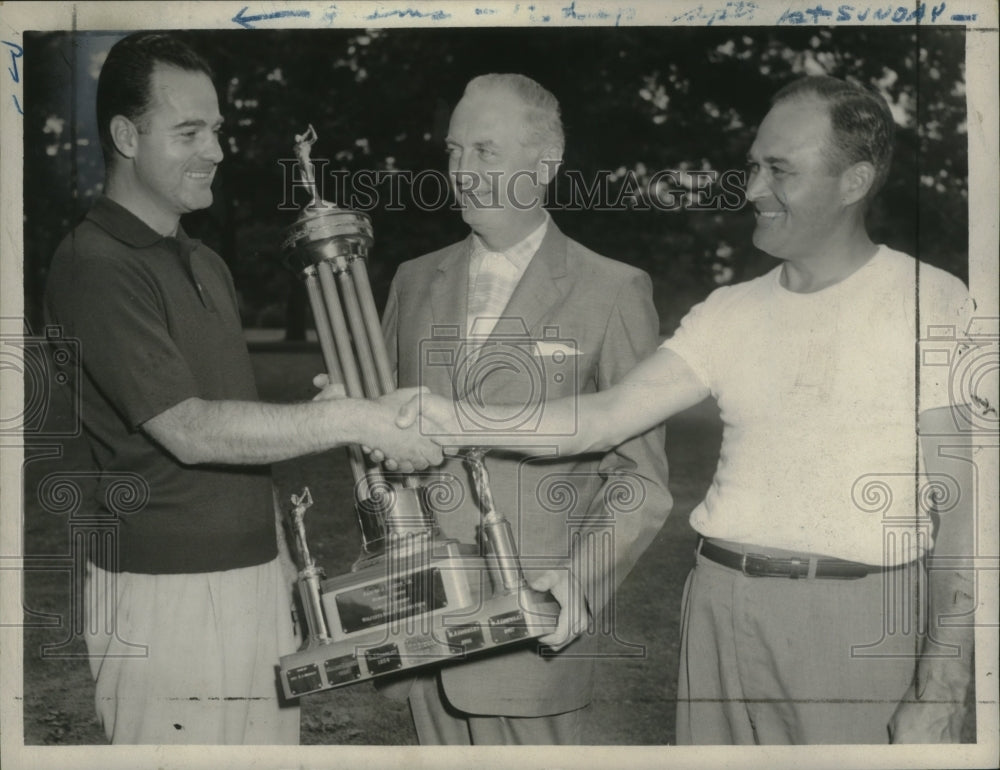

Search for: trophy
xmin=277 ymin=127 xmax=560 ymax=699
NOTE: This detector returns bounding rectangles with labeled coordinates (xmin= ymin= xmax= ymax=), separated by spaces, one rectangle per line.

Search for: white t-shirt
xmin=662 ymin=246 xmax=972 ymax=565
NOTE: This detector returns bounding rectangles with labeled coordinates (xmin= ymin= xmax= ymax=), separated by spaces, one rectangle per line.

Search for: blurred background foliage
xmin=23 ymin=26 xmax=968 ymax=338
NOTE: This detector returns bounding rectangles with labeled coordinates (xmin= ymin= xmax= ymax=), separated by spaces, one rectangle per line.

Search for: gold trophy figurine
xmin=287 ymin=487 xmax=329 ymax=642
xmin=293 ymin=125 xmax=324 ymax=209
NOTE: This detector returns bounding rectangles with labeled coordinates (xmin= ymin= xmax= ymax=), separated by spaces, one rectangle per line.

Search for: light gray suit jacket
xmin=380 ymin=220 xmax=671 ymax=716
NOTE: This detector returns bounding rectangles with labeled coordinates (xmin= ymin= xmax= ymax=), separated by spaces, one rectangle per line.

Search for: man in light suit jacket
xmin=379 ymin=73 xmax=672 ymax=745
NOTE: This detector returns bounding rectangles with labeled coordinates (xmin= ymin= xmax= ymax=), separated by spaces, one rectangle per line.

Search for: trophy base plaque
xmin=279 ymin=540 xmax=560 ymax=699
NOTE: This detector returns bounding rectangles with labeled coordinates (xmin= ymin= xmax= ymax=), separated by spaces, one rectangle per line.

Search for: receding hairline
xmin=146 ymin=61 xmax=217 ymax=96
xmin=450 ymin=86 xmax=525 ymax=123
xmin=135 ymin=63 xmax=221 ymax=122
xmin=759 ymin=94 xmax=852 ymax=172
xmin=454 ymin=79 xmax=562 ymax=152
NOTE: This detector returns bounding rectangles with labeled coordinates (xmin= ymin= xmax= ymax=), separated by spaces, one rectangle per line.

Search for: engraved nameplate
xmin=336 ymin=567 xmax=447 ymax=635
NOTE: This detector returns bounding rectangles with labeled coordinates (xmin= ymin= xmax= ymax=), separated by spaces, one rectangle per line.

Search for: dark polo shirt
xmin=44 ymin=196 xmax=276 ymax=573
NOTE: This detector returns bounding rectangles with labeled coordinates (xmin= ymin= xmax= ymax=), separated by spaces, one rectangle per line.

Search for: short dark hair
xmin=772 ymin=75 xmax=895 ymax=196
xmin=96 ymin=32 xmax=214 ymax=165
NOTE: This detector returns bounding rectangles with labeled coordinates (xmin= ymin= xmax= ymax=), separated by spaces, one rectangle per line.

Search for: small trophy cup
xmin=276 ymin=128 xmax=559 ymax=698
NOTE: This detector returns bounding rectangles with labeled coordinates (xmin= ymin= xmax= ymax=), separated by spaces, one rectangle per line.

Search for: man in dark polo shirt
xmin=43 ymin=32 xmax=441 ymax=745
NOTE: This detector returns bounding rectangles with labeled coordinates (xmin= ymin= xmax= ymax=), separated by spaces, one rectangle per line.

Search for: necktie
xmin=467 ymin=250 xmax=516 ymax=340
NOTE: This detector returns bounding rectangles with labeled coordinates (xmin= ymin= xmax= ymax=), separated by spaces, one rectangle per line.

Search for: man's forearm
xmin=917 ymin=564 xmax=975 ymax=696
xmin=144 ymin=396 xmax=395 ymax=465
xmin=912 ymin=459 xmax=975 ymax=723
xmin=916 ymin=408 xmax=976 ymax=707
xmin=890 ymin=407 xmax=977 ymax=741
xmin=892 ymin=552 xmax=977 ymax=743
xmin=545 ymin=390 xmax=632 ymax=454
xmin=425 ymin=389 xmax=659 ymax=455
xmin=416 ymin=349 xmax=707 ymax=456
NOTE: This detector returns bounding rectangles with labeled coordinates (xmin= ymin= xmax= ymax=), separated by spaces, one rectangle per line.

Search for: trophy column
xmin=282 ymin=125 xmax=433 ymax=562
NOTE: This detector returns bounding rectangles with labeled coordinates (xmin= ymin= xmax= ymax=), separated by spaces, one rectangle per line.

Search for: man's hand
xmin=393 ymin=391 xmax=472 ymax=457
xmin=311 ymin=373 xmax=346 ymax=401
xmin=365 ymin=387 xmax=443 ymax=472
xmin=394 ymin=392 xmax=524 ymax=454
xmin=888 ymin=673 xmax=969 ymax=743
xmin=378 ymin=387 xmax=426 ymax=419
xmin=529 ymin=568 xmax=589 ymax=652
xmin=394 ymin=391 xmax=458 ymax=432
xmin=311 ymin=376 xmax=442 ymax=471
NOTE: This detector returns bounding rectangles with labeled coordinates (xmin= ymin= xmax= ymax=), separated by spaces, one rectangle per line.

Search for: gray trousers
xmin=676 ymin=549 xmax=920 ymax=744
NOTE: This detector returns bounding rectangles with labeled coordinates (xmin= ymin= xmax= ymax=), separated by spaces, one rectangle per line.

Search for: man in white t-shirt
xmin=409 ymin=75 xmax=980 ymax=744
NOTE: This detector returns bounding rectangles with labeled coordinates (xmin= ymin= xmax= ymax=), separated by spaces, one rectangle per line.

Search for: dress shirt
xmin=466 ymin=212 xmax=550 ymax=338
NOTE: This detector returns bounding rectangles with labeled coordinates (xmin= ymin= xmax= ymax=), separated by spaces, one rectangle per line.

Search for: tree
xmin=24 ymin=26 xmax=969 ymax=336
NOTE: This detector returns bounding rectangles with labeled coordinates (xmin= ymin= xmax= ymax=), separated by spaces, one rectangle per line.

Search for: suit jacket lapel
xmin=427 ymin=225 xmax=568 ymax=399
xmin=494 ymin=221 xmax=568 ymax=340
xmin=425 ymin=237 xmax=472 ymax=397
xmin=430 ymin=236 xmax=473 ymax=331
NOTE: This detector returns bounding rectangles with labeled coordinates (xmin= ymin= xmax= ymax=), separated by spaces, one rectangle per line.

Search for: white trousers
xmin=84 ymin=558 xmax=300 ymax=744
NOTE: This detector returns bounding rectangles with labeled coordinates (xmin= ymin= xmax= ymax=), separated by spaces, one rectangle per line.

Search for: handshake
xmin=313 ymin=374 xmax=569 ymax=473
xmin=312 ymin=375 xmax=461 ymax=473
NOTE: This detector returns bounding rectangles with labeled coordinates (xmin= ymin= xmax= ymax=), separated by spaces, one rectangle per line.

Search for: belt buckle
xmin=741 ymin=552 xmax=765 ymax=577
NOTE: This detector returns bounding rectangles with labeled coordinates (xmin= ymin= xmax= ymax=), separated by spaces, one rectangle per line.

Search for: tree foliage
xmin=23 ymin=26 xmax=968 ymax=336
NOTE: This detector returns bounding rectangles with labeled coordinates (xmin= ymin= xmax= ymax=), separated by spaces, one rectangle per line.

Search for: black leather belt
xmin=699 ymin=539 xmax=875 ymax=580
